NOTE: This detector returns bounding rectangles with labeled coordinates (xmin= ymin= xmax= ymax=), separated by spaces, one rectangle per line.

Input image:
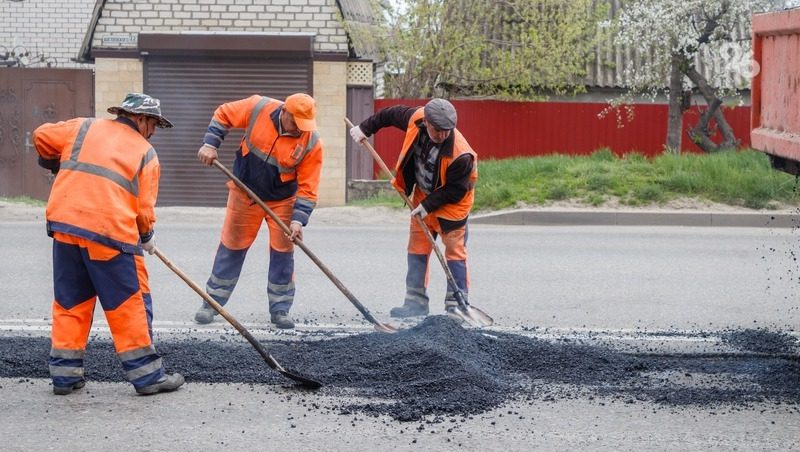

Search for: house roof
xmin=78 ymin=0 xmax=378 ymax=61
xmin=337 ymin=0 xmax=384 ymax=60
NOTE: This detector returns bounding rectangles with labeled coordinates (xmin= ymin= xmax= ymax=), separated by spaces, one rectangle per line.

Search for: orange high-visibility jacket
xmin=204 ymin=95 xmax=323 ymax=225
xmin=392 ymin=109 xmax=478 ymax=223
xmin=33 ymin=117 xmax=159 ymax=254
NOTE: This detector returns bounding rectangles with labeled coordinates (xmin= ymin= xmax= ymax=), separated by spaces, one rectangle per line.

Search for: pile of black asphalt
xmin=1 ymin=316 xmax=798 ymax=422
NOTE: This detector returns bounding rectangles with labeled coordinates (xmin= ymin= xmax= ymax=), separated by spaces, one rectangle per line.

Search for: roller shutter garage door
xmin=144 ymin=56 xmax=311 ymax=206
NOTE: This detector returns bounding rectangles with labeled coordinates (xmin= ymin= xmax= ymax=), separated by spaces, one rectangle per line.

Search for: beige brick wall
xmin=314 ymin=60 xmax=347 ymax=207
xmin=94 ymin=58 xmax=143 ymax=117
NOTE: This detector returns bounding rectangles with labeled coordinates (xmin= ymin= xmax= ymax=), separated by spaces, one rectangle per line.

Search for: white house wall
xmin=0 ymin=0 xmax=95 ymax=68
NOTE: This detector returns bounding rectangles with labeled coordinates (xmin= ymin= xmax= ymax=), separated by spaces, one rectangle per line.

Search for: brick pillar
xmin=313 ymin=60 xmax=347 ymax=207
xmin=94 ymin=58 xmax=143 ymax=117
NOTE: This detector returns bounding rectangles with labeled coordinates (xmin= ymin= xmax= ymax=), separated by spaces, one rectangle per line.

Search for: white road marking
xmin=4 ymin=318 xmax=796 ymax=345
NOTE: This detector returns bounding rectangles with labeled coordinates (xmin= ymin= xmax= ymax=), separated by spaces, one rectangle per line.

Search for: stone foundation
xmin=347 ymin=179 xmax=396 ymax=201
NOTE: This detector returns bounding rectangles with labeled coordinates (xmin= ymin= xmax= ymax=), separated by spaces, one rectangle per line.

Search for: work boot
xmin=389 ymin=301 xmax=429 ymax=318
xmin=270 ymin=311 xmax=295 ymax=329
xmin=53 ymin=379 xmax=85 ymax=395
xmin=136 ymin=373 xmax=185 ymax=395
xmin=194 ymin=303 xmax=218 ymax=324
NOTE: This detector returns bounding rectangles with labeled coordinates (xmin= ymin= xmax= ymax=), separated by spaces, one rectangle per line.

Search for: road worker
xmin=349 ymin=98 xmax=478 ymax=317
xmin=194 ymin=93 xmax=323 ymax=329
xmin=33 ymin=92 xmax=184 ymax=395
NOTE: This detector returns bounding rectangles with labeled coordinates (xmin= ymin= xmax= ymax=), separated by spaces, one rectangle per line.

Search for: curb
xmin=470 ymin=209 xmax=800 ymax=228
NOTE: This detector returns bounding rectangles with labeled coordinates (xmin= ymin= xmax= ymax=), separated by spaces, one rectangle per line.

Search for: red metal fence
xmin=369 ymin=99 xmax=751 ymax=177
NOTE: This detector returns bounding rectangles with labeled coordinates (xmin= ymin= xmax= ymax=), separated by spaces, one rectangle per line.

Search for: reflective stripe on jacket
xmin=33 ymin=117 xmax=159 ymax=254
xmin=392 ymin=109 xmax=478 ymax=223
xmin=204 ymin=95 xmax=323 ymax=225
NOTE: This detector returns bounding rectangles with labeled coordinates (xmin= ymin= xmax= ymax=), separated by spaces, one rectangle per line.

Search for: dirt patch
xmin=0 ymin=201 xmax=46 ymax=222
xmin=478 ymin=197 xmax=799 ymax=215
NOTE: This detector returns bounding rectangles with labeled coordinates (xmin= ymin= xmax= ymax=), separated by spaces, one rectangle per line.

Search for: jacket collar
xmin=271 ymin=106 xmax=302 ymax=137
xmin=415 ymin=119 xmax=454 ymax=157
xmin=115 ymin=116 xmax=140 ymax=133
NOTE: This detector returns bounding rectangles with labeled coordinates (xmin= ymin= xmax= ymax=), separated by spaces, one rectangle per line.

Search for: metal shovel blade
xmin=463 ymin=305 xmax=494 ymax=327
xmin=373 ymin=322 xmax=402 ymax=333
xmin=270 ymin=360 xmax=323 ymax=390
xmin=451 ymin=291 xmax=493 ymax=327
xmin=445 ymin=307 xmax=480 ymax=327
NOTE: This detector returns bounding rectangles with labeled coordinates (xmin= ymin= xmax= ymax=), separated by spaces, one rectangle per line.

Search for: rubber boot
xmin=136 ymin=373 xmax=185 ymax=395
xmin=270 ymin=311 xmax=295 ymax=329
xmin=194 ymin=303 xmax=218 ymax=324
xmin=389 ymin=301 xmax=429 ymax=318
xmin=53 ymin=379 xmax=86 ymax=395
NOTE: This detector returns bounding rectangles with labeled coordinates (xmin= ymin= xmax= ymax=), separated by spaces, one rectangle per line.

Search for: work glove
xmin=349 ymin=125 xmax=367 ymax=143
xmin=410 ymin=203 xmax=428 ymax=219
xmin=38 ymin=156 xmax=60 ymax=175
xmin=140 ymin=232 xmax=156 ymax=255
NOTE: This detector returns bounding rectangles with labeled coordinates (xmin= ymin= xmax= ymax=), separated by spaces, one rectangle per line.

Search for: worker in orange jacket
xmin=349 ymin=98 xmax=478 ymax=317
xmin=194 ymin=93 xmax=323 ymax=329
xmin=33 ymin=92 xmax=184 ymax=395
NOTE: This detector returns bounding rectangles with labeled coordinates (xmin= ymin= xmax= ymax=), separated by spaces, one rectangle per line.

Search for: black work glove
xmin=38 ymin=156 xmax=60 ymax=174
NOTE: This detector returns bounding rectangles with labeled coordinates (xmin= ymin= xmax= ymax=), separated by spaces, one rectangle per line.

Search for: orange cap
xmin=284 ymin=93 xmax=317 ymax=132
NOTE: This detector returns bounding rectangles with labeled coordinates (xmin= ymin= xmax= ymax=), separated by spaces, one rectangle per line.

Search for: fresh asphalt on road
xmin=1 ymin=205 xmax=799 ymax=450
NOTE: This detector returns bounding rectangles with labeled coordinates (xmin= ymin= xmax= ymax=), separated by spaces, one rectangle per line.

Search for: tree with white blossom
xmin=612 ymin=0 xmax=781 ymax=153
xmin=371 ymin=0 xmax=608 ymax=99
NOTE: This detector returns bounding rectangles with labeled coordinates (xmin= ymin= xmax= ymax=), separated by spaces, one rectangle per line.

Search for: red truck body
xmin=751 ymin=7 xmax=800 ymax=174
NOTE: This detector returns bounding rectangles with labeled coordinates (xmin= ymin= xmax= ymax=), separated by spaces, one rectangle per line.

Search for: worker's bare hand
xmin=288 ymin=221 xmax=303 ymax=242
xmin=197 ymin=144 xmax=218 ymax=166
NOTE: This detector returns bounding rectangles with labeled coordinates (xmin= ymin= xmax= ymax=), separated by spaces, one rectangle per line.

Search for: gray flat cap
xmin=424 ymin=98 xmax=457 ymax=130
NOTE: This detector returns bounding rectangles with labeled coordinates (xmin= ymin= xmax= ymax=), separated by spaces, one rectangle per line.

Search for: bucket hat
xmin=107 ymin=92 xmax=174 ymax=128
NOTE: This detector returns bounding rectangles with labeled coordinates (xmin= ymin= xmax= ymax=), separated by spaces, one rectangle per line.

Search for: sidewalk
xmin=471 ymin=208 xmax=800 ymax=228
xmin=3 ymin=200 xmax=799 ymax=228
xmin=150 ymin=203 xmax=800 ymax=228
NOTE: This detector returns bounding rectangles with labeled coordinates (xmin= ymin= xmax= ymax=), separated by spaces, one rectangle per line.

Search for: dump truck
xmin=751 ymin=7 xmax=800 ymax=174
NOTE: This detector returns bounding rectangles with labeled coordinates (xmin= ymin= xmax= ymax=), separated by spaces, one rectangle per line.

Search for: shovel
xmin=152 ymin=247 xmax=322 ymax=389
xmin=345 ymin=118 xmax=493 ymax=327
xmin=212 ymin=160 xmax=399 ymax=334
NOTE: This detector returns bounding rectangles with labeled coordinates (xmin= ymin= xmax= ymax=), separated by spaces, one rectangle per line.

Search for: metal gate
xmin=0 ymin=68 xmax=94 ymax=200
xmin=144 ymin=56 xmax=312 ymax=207
xmin=346 ymin=86 xmax=375 ymax=180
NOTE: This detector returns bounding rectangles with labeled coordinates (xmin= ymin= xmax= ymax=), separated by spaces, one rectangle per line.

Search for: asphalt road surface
xmin=1 ymin=208 xmax=798 ymax=451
